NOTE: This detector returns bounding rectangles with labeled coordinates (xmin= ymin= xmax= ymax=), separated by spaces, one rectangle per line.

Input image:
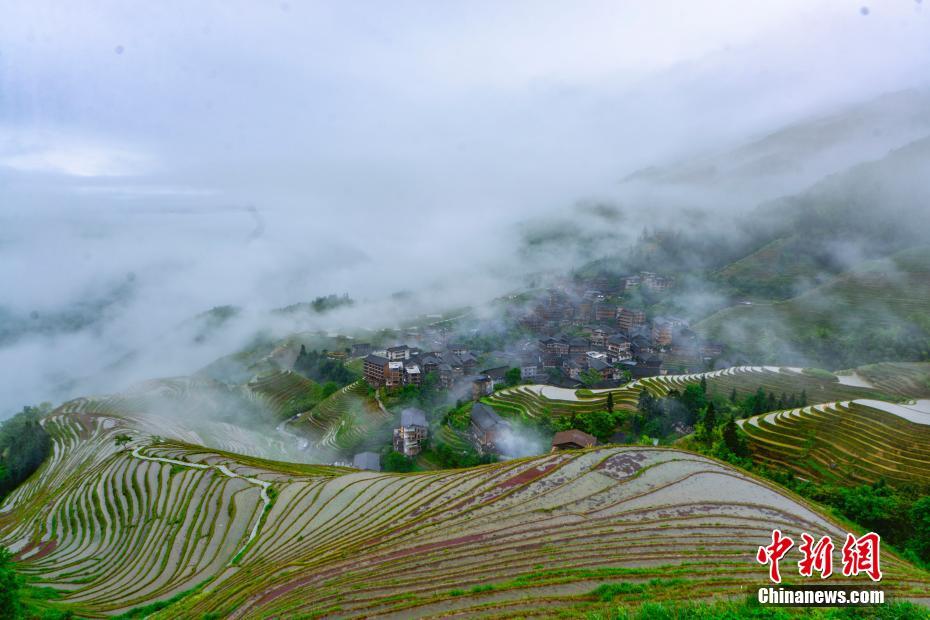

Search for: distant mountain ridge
xmin=624 ymin=88 xmax=930 ymax=199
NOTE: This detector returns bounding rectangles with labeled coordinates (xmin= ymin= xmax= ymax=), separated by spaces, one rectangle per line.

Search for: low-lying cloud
xmin=2 ymin=1 xmax=930 ymax=416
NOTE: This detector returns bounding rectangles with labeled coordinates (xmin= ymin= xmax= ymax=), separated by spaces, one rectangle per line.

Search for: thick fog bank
xmin=2 ymin=1 xmax=930 ymax=416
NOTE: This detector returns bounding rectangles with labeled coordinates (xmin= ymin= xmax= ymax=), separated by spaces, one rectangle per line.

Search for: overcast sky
xmin=1 ymin=0 xmax=929 ymax=414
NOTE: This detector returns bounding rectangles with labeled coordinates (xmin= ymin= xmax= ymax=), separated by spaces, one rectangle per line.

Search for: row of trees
xmin=730 ymin=387 xmax=808 ymax=418
xmin=293 ymin=346 xmax=355 ymax=386
xmin=549 ymin=410 xmax=625 ymax=443
xmin=633 ymin=378 xmax=750 ymax=458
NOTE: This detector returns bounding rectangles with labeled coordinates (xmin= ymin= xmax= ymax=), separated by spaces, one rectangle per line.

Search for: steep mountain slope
xmin=625 ymin=89 xmax=930 ymax=200
xmin=697 ymin=247 xmax=930 ymax=367
xmin=713 ymin=136 xmax=930 ymax=298
xmin=4 ymin=396 xmax=929 ymax=617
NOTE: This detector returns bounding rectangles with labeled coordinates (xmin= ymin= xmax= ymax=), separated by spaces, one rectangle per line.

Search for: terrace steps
xmin=3 ymin=403 xmax=929 ymax=617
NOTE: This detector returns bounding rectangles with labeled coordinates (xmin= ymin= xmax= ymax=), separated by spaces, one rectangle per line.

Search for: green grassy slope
xmin=716 ymin=235 xmax=833 ymax=299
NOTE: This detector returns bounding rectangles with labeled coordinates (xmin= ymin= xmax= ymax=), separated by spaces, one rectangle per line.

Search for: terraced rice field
xmin=247 ymin=370 xmax=323 ymax=419
xmin=48 ymin=379 xmax=301 ymax=461
xmin=853 ymin=362 xmax=930 ymax=399
xmin=485 ymin=384 xmax=640 ymax=420
xmin=486 ymin=366 xmax=876 ymax=422
xmin=293 ymin=380 xmax=391 ymax=456
xmin=650 ymin=366 xmax=892 ymax=402
xmin=4 ymin=403 xmax=929 ymax=618
xmin=434 ymin=423 xmax=472 ymax=452
xmin=738 ymin=399 xmax=930 ymax=487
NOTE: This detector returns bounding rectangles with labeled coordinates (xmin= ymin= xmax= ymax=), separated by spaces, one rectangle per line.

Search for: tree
xmin=701 ymin=402 xmax=717 ymax=445
xmin=382 ymin=451 xmax=415 ymax=472
xmin=0 ymin=407 xmax=52 ymax=500
xmin=579 ymin=369 xmax=603 ymax=386
xmin=294 ymin=347 xmax=354 ymax=386
xmin=700 ymin=375 xmax=707 ymax=394
xmin=419 ymin=372 xmax=442 ymax=409
xmin=835 ymin=480 xmax=907 ymax=540
xmin=0 ymin=546 xmax=21 ymax=618
xmin=908 ymin=496 xmax=930 ymax=563
xmin=114 ymin=434 xmax=133 ymax=447
xmin=606 ymin=392 xmax=614 ymax=414
xmin=722 ymin=418 xmax=749 ymax=457
xmin=679 ymin=384 xmax=707 ymax=424
xmin=505 ymin=367 xmax=522 ymax=387
xmin=321 ymin=381 xmax=339 ymax=398
xmin=729 ymin=388 xmax=737 ymax=403
xmin=637 ymin=390 xmax=658 ymax=420
xmin=575 ymin=411 xmax=619 ymax=442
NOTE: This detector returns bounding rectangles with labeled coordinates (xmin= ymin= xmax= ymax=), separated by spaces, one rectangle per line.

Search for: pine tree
xmin=723 ymin=417 xmax=748 ymax=457
xmin=729 ymin=388 xmax=737 ymax=403
xmin=700 ymin=375 xmax=707 ymax=394
xmin=704 ymin=402 xmax=717 ymax=431
xmin=766 ymin=392 xmax=777 ymax=412
xmin=637 ymin=390 xmax=656 ymax=416
xmin=606 ymin=391 xmax=614 ymax=414
xmin=702 ymin=402 xmax=717 ymax=444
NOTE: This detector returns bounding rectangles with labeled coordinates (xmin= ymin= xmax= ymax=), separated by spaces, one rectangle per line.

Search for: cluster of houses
xmin=362 ymin=342 xmax=520 ymax=399
xmin=362 ymin=343 xmax=479 ymax=390
xmin=513 ymin=274 xmax=724 ymax=380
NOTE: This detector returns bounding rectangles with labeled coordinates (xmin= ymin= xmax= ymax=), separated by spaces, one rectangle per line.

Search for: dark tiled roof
xmin=352 ymin=452 xmax=381 ymax=471
xmin=480 ymin=366 xmax=509 ymax=379
xmin=401 ymin=408 xmax=427 ymax=428
xmin=471 ymin=403 xmax=510 ymax=432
